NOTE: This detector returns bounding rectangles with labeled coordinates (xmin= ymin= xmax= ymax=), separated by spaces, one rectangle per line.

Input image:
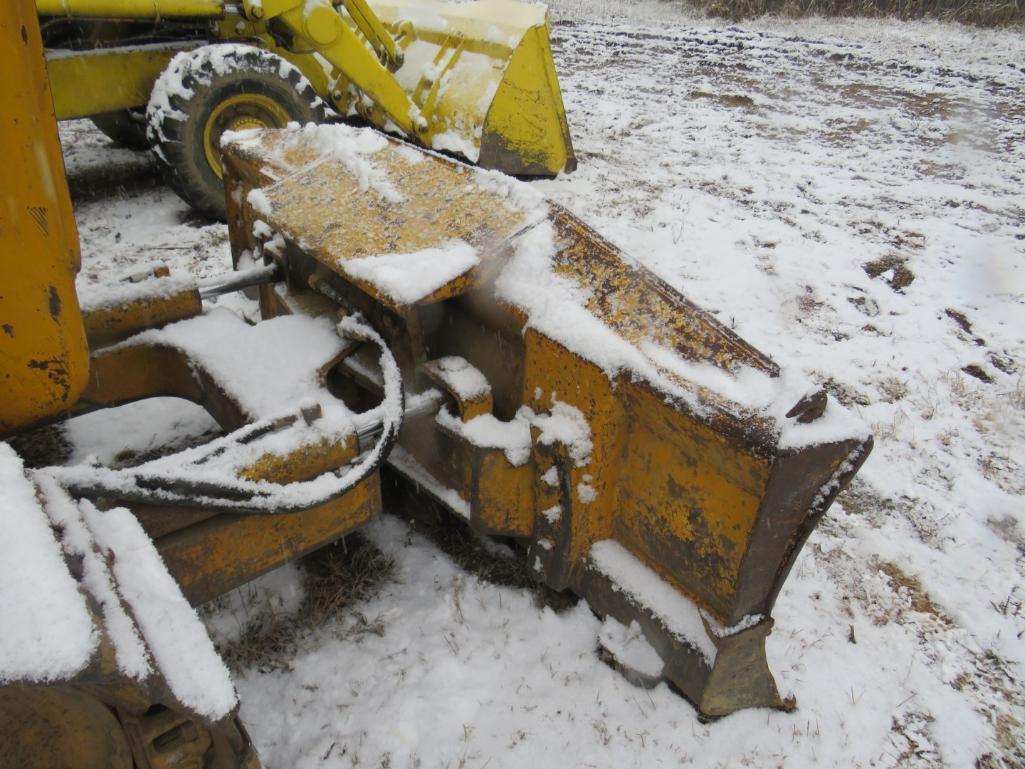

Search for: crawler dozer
xmin=38 ymin=0 xmax=576 ymax=218
xmin=3 ymin=0 xmax=871 ymax=765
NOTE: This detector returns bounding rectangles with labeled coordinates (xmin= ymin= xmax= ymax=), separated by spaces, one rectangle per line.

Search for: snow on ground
xmin=57 ymin=3 xmax=1024 ymax=767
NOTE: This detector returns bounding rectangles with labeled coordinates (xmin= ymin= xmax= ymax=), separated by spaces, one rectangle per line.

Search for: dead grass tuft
xmin=877 ymin=376 xmax=909 ymax=404
xmin=875 ymin=560 xmax=951 ymax=625
xmin=864 ymin=254 xmax=915 ymax=291
xmin=216 ymin=533 xmax=395 ymax=673
xmin=1008 ymin=376 xmax=1025 ymax=410
xmin=688 ymin=90 xmax=756 ymax=108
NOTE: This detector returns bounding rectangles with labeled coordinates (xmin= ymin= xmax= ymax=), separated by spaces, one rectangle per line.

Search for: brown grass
xmin=687 ymin=0 xmax=1025 ymax=26
xmin=216 ymin=533 xmax=396 ymax=673
xmin=864 ymin=254 xmax=915 ymax=292
xmin=875 ymin=560 xmax=951 ymax=624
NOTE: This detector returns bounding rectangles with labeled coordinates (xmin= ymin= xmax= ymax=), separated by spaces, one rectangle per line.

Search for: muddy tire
xmin=145 ymin=44 xmax=327 ymax=220
xmin=90 ymin=109 xmax=149 ymax=150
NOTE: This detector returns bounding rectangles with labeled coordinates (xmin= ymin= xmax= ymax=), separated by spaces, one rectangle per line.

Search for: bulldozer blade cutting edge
xmin=350 ymin=0 xmax=576 ymax=175
xmin=221 ymin=122 xmax=872 ymax=717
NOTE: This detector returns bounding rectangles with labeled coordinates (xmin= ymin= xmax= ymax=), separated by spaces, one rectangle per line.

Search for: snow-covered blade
xmin=222 ymin=123 xmax=872 ymax=716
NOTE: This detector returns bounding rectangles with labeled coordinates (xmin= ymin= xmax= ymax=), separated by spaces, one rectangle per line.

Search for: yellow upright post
xmin=1 ymin=0 xmax=89 ymax=435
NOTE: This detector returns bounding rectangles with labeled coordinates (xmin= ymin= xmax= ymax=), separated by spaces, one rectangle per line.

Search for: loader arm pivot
xmin=247 ymin=0 xmax=422 ymax=136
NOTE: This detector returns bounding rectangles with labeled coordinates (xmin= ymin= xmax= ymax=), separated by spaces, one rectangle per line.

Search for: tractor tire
xmin=90 ymin=109 xmax=149 ymax=150
xmin=145 ymin=44 xmax=327 ymax=220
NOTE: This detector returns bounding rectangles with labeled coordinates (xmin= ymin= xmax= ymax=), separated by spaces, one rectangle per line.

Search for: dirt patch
xmin=864 ymin=254 xmax=915 ymax=290
xmin=818 ymin=375 xmax=872 ymax=407
xmin=688 ymin=90 xmax=756 ymax=108
xmin=945 ymin=308 xmax=974 ymax=334
xmin=946 ymin=308 xmax=989 ymax=346
xmin=988 ymin=352 xmax=1017 ymax=375
xmin=848 ymin=293 xmax=880 ymax=317
xmin=962 ymin=364 xmax=994 ymax=383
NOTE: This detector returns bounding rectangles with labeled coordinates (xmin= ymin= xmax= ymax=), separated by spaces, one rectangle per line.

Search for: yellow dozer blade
xmin=220 ymin=123 xmax=872 ymax=717
xmin=339 ymin=0 xmax=577 ymax=175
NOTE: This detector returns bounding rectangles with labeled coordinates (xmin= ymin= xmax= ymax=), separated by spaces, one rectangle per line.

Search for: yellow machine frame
xmin=37 ymin=0 xmax=576 ymax=176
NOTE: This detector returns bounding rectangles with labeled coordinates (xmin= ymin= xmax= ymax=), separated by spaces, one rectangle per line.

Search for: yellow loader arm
xmin=249 ymin=0 xmax=425 ymax=137
xmin=248 ymin=0 xmax=575 ymax=174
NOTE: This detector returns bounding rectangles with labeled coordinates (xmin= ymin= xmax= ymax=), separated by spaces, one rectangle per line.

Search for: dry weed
xmin=875 ymin=560 xmax=951 ymax=625
xmin=216 ymin=533 xmax=396 ymax=673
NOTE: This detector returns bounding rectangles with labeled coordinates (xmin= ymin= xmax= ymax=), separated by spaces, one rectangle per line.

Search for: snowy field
xmin=57 ymin=2 xmax=1024 ymax=767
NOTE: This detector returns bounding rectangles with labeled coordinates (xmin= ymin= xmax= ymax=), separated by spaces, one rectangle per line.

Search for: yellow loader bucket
xmin=348 ymin=0 xmax=576 ymax=175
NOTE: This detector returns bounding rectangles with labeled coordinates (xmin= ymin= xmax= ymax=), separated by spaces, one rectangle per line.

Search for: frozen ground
xmin=57 ymin=2 xmax=1024 ymax=767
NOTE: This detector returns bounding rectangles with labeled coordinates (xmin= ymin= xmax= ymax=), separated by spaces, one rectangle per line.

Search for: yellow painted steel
xmin=346 ymin=0 xmax=576 ymax=174
xmin=220 ymin=130 xmax=529 ymax=310
xmin=220 ymin=133 xmax=774 ymax=605
xmin=478 ymin=22 xmax=577 ymax=174
xmin=203 ymin=93 xmax=293 ymax=178
xmin=0 ymin=0 xmax=89 ymax=436
xmin=40 ymin=0 xmax=574 ymax=175
xmin=221 ymin=131 xmax=872 ymax=717
xmin=47 ymin=45 xmax=196 ymax=120
xmin=342 ymin=0 xmax=403 ymax=66
xmin=82 ymin=285 xmax=203 ymax=346
xmin=36 ymin=0 xmax=224 ymax=19
xmin=0 ymin=687 xmax=134 ymax=769
xmin=154 ymin=476 xmax=380 ymax=605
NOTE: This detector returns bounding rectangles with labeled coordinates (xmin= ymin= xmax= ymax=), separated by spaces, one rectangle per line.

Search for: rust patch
xmin=27 ymin=357 xmax=72 ymax=403
xmin=48 ymin=285 xmax=62 ymax=321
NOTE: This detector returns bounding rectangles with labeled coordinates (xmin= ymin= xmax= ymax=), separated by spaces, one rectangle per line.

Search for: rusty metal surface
xmin=0 ymin=0 xmax=89 ymax=436
xmin=71 ymin=327 xmax=382 ymax=602
xmin=0 ymin=686 xmax=133 ymax=769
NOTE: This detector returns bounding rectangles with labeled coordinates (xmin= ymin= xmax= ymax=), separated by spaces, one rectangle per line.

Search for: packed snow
xmin=591 ymin=539 xmax=718 ymax=664
xmin=0 ymin=448 xmax=238 ymax=720
xmin=79 ymin=500 xmax=238 ymax=719
xmin=49 ymin=0 xmax=1025 ymax=765
xmin=342 ymin=240 xmax=480 ymax=305
xmin=0 ymin=445 xmax=97 ymax=683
